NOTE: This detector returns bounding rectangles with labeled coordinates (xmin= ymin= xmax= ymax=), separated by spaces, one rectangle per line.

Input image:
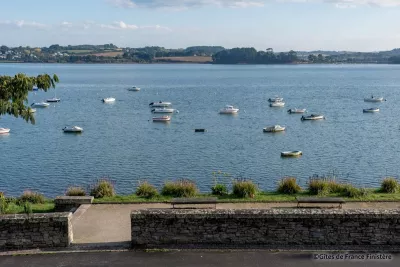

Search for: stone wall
xmin=131 ymin=209 xmax=400 ymax=249
xmin=0 ymin=212 xmax=72 ymax=249
xmin=55 ymin=196 xmax=94 ymax=212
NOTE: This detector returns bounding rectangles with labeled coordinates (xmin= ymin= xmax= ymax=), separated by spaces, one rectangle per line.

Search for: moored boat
xmin=152 ymin=116 xmax=171 ymax=122
xmin=102 ymin=97 xmax=116 ymax=103
xmin=281 ymin=151 xmax=302 ymax=157
xmin=364 ymin=96 xmax=385 ymax=102
xmin=219 ymin=105 xmax=239 ymax=114
xmin=270 ymin=102 xmax=285 ymax=107
xmin=268 ymin=97 xmax=284 ymax=103
xmin=287 ymin=108 xmax=306 ymax=114
xmin=151 ymin=108 xmax=175 ymax=113
xmin=263 ymin=125 xmax=286 ymax=133
xmin=46 ymin=97 xmax=61 ymax=103
xmin=301 ymin=114 xmax=325 ymax=121
xmin=62 ymin=126 xmax=83 ymax=133
xmin=363 ymin=108 xmax=379 ymax=113
xmin=0 ymin=128 xmax=10 ymax=134
xmin=31 ymin=102 xmax=50 ymax=108
xmin=149 ymin=101 xmax=171 ymax=107
xmin=128 ymin=86 xmax=141 ymax=91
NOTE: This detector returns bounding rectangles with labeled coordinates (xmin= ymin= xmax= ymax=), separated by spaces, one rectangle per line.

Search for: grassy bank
xmin=93 ymin=190 xmax=400 ymax=203
xmin=3 ymin=202 xmax=55 ymax=214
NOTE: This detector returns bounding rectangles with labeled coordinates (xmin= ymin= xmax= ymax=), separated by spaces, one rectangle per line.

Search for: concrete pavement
xmin=0 ymin=251 xmax=398 ymax=267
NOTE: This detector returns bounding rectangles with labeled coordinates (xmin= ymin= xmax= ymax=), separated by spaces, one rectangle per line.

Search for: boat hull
xmin=32 ymin=103 xmax=50 ymax=108
xmin=301 ymin=115 xmax=324 ymax=121
xmin=363 ymin=108 xmax=379 ymax=113
xmin=0 ymin=128 xmax=10 ymax=134
xmin=152 ymin=116 xmax=171 ymax=122
xmin=288 ymin=109 xmax=306 ymax=114
xmin=281 ymin=151 xmax=302 ymax=157
xmin=270 ymin=103 xmax=285 ymax=107
xmin=152 ymin=109 xmax=175 ymax=113
xmin=46 ymin=99 xmax=61 ymax=103
xmin=102 ymin=98 xmax=116 ymax=103
xmin=364 ymin=98 xmax=384 ymax=102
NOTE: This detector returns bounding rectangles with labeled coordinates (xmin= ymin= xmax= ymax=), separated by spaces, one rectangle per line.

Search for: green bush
xmin=135 ymin=182 xmax=158 ymax=199
xmin=341 ymin=185 xmax=368 ymax=198
xmin=381 ymin=177 xmax=399 ymax=193
xmin=161 ymin=179 xmax=197 ymax=198
xmin=66 ymin=186 xmax=86 ymax=196
xmin=232 ymin=179 xmax=257 ymax=198
xmin=23 ymin=202 xmax=32 ymax=215
xmin=0 ymin=194 xmax=7 ymax=214
xmin=211 ymin=184 xmax=228 ymax=196
xmin=17 ymin=190 xmax=45 ymax=204
xmin=90 ymin=180 xmax=115 ymax=198
xmin=277 ymin=177 xmax=302 ymax=195
xmin=308 ymin=178 xmax=330 ymax=195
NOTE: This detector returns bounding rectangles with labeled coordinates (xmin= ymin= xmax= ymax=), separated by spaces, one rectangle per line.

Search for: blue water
xmin=1 ymin=63 xmax=400 ymax=197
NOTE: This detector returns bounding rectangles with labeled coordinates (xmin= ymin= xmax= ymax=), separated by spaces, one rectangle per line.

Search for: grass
xmin=93 ymin=189 xmax=400 ymax=203
xmin=4 ymin=202 xmax=55 ymax=214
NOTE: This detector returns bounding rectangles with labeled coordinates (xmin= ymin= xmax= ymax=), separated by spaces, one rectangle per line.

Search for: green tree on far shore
xmin=0 ymin=73 xmax=59 ymax=124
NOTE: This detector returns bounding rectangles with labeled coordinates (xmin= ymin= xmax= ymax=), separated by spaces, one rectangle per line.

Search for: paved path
xmin=71 ymin=202 xmax=400 ymax=245
xmin=0 ymin=251 xmax=398 ymax=267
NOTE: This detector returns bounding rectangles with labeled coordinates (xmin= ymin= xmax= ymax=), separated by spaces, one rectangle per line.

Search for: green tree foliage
xmin=212 ymin=48 xmax=298 ymax=64
xmin=0 ymin=73 xmax=59 ymax=123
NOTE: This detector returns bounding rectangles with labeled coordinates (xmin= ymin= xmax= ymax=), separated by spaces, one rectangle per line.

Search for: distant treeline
xmin=1 ymin=43 xmax=400 ymax=64
xmin=212 ymin=48 xmax=298 ymax=64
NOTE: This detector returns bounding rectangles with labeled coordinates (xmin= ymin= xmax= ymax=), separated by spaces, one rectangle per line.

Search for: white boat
xmin=301 ymin=114 xmax=325 ymax=121
xmin=149 ymin=101 xmax=172 ymax=107
xmin=0 ymin=128 xmax=10 ymax=134
xmin=287 ymin=108 xmax=306 ymax=114
xmin=62 ymin=126 xmax=83 ymax=133
xmin=152 ymin=116 xmax=171 ymax=122
xmin=46 ymin=97 xmax=61 ymax=103
xmin=31 ymin=102 xmax=50 ymax=108
xmin=270 ymin=102 xmax=285 ymax=107
xmin=364 ymin=96 xmax=385 ymax=102
xmin=128 ymin=86 xmax=141 ymax=91
xmin=219 ymin=105 xmax=239 ymax=114
xmin=151 ymin=108 xmax=175 ymax=113
xmin=263 ymin=125 xmax=286 ymax=133
xmin=281 ymin=151 xmax=303 ymax=157
xmin=102 ymin=97 xmax=116 ymax=103
xmin=268 ymin=97 xmax=284 ymax=103
xmin=363 ymin=108 xmax=379 ymax=113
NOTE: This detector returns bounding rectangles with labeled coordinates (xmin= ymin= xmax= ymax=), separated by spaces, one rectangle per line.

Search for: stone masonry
xmin=0 ymin=212 xmax=72 ymax=249
xmin=131 ymin=209 xmax=400 ymax=249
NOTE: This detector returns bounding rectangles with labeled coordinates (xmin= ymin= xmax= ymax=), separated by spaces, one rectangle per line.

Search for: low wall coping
xmin=0 ymin=212 xmax=71 ymax=221
xmin=55 ymin=196 xmax=94 ymax=204
xmin=131 ymin=208 xmax=400 ymax=219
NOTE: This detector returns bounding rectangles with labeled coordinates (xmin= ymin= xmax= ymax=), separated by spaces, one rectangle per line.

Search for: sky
xmin=0 ymin=0 xmax=400 ymax=51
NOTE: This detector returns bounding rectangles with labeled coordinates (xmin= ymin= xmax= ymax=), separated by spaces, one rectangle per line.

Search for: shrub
xmin=17 ymin=190 xmax=45 ymax=204
xmin=161 ymin=179 xmax=197 ymax=198
xmin=0 ymin=193 xmax=7 ymax=214
xmin=381 ymin=177 xmax=399 ymax=193
xmin=277 ymin=177 xmax=302 ymax=195
xmin=90 ymin=179 xmax=115 ymax=198
xmin=232 ymin=179 xmax=257 ymax=198
xmin=341 ymin=185 xmax=366 ymax=198
xmin=136 ymin=182 xmax=158 ymax=199
xmin=66 ymin=186 xmax=86 ymax=196
xmin=211 ymin=184 xmax=228 ymax=196
xmin=23 ymin=202 xmax=32 ymax=215
xmin=308 ymin=178 xmax=330 ymax=195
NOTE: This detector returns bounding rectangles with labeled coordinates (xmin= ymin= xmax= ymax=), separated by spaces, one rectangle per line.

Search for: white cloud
xmin=107 ymin=0 xmax=400 ymax=8
xmin=108 ymin=0 xmax=265 ymax=8
xmin=0 ymin=20 xmax=48 ymax=29
xmin=61 ymin=21 xmax=73 ymax=27
xmin=100 ymin=21 xmax=171 ymax=31
xmin=100 ymin=21 xmax=139 ymax=29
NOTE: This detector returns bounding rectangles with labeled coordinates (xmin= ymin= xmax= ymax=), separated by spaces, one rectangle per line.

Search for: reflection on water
xmin=0 ymin=63 xmax=400 ymax=196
